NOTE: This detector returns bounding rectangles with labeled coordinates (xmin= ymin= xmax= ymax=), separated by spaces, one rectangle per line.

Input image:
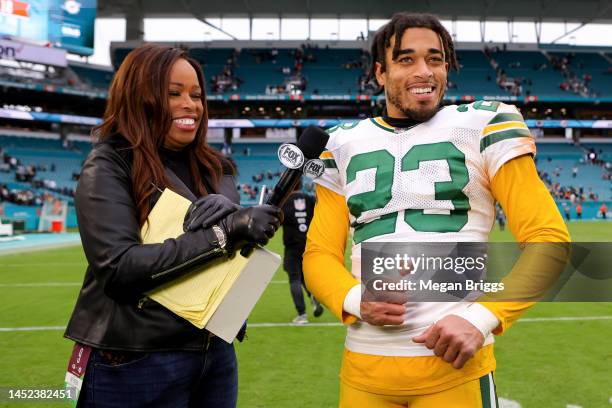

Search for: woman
xmin=64 ymin=44 xmax=282 ymax=407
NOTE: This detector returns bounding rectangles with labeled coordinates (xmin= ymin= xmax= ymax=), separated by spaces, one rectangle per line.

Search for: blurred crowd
xmin=551 ymin=53 xmax=598 ymax=98
xmin=537 ymin=149 xmax=611 ymax=205
xmin=0 ymin=147 xmax=75 ymax=209
xmin=210 ymin=50 xmax=243 ymax=93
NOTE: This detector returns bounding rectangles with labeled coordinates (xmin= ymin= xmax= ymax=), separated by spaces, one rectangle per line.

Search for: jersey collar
xmin=371 ymin=106 xmax=443 ymax=133
xmin=370 ymin=116 xmax=421 ymax=133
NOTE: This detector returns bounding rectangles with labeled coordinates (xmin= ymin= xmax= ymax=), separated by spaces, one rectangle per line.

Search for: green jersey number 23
xmin=346 ymin=142 xmax=471 ymax=243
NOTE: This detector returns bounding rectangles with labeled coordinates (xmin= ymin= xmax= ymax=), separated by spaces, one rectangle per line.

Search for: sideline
xmin=1 ymin=315 xmax=612 ymax=332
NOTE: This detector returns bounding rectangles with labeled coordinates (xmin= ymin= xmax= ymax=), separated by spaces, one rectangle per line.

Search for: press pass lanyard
xmin=64 ymin=343 xmax=92 ymax=407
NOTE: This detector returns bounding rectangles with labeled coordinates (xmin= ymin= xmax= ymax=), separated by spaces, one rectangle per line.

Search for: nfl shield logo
xmin=294 ymin=198 xmax=306 ymax=211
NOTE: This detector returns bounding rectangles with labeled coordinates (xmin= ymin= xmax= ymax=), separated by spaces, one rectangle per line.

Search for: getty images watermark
xmin=361 ymin=242 xmax=612 ymax=303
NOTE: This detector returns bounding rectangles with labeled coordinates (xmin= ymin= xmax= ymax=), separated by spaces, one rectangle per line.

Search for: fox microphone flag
xmin=266 ymin=125 xmax=329 ymax=208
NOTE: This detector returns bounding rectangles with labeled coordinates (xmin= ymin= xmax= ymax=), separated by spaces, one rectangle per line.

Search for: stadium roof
xmin=98 ymin=0 xmax=612 ymax=23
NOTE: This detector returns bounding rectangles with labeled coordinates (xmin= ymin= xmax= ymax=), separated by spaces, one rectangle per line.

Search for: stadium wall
xmin=1 ymin=201 xmax=608 ymax=233
xmin=555 ymin=201 xmax=611 ymax=220
xmin=1 ymin=203 xmax=77 ymax=231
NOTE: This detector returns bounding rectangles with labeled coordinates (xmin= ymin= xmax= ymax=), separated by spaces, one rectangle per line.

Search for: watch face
xmin=211 ymin=225 xmax=225 ymax=247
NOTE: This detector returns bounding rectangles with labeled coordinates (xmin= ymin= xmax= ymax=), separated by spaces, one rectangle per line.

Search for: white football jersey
xmin=315 ymin=101 xmax=536 ymax=356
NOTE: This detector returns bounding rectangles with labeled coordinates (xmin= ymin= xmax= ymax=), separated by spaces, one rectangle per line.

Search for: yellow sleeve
xmin=479 ymin=154 xmax=571 ymax=334
xmin=303 ymin=184 xmax=359 ymax=325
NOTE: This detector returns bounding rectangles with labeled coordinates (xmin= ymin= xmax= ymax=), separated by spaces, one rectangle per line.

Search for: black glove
xmin=183 ymin=194 xmax=241 ymax=232
xmin=220 ymin=204 xmax=283 ymax=248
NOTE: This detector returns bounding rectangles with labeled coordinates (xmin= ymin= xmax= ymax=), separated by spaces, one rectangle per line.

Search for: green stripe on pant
xmin=479 ymin=373 xmax=498 ymax=407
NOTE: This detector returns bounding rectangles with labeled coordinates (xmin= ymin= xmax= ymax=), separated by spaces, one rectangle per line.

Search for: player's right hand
xmin=359 ymin=274 xmax=408 ymax=325
xmin=360 ymin=301 xmax=406 ymax=326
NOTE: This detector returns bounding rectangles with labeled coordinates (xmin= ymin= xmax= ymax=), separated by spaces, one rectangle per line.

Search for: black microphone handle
xmin=265 ymin=168 xmax=302 ymax=208
xmin=239 ymin=125 xmax=329 ymax=257
xmin=239 ymin=168 xmax=302 ymax=257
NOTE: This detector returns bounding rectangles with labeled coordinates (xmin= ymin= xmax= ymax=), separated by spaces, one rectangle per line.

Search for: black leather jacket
xmin=64 ymin=135 xmax=239 ymax=351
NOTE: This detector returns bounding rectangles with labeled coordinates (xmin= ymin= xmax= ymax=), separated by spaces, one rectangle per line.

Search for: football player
xmin=303 ymin=12 xmax=570 ymax=407
xmin=281 ymin=179 xmax=323 ymax=324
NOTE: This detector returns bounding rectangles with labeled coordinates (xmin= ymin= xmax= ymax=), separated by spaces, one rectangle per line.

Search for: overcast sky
xmin=76 ymin=18 xmax=612 ymax=66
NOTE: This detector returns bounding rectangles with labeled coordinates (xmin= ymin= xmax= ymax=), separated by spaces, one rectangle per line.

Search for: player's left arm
xmin=415 ymin=105 xmax=570 ymax=368
xmin=476 ymin=154 xmax=570 ymax=332
xmin=449 ymin=155 xmax=570 ymax=337
xmin=414 ymin=154 xmax=570 ymax=368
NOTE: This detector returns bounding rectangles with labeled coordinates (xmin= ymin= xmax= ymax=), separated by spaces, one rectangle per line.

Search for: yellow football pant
xmin=339 ymin=372 xmax=499 ymax=408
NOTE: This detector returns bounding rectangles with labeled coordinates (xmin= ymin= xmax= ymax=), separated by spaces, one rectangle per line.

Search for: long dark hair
xmin=94 ymin=44 xmax=231 ymax=226
xmin=367 ymin=12 xmax=459 ymax=94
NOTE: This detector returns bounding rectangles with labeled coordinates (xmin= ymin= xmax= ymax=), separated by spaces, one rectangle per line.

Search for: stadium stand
xmin=1 ymin=132 xmax=610 ymax=225
xmin=447 ymin=50 xmax=500 ymax=96
xmin=0 ymin=135 xmax=287 ymax=211
xmin=68 ymin=64 xmax=114 ymax=90
xmin=548 ymin=52 xmax=612 ymax=97
xmin=537 ymin=143 xmax=610 ymax=201
xmin=234 ymin=48 xmax=294 ymax=94
xmin=0 ymin=134 xmax=87 ymax=198
xmin=212 ymin=142 xmax=285 ymax=203
xmin=1 ymin=39 xmax=611 ymax=229
xmin=486 ymin=49 xmax=566 ymax=97
xmin=300 ymin=48 xmax=364 ymax=95
xmin=5 ymin=46 xmax=610 ymax=101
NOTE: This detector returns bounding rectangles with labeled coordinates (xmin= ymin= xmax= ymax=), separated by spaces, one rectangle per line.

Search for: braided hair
xmin=367 ymin=12 xmax=459 ymax=94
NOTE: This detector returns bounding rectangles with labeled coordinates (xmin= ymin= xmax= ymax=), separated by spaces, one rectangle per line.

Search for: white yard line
xmin=0 ymin=280 xmax=288 ymax=287
xmin=499 ymin=398 xmax=522 ymax=408
xmin=0 ymin=242 xmax=81 ymax=256
xmin=520 ymin=316 xmax=612 ymax=322
xmin=0 ymin=263 xmax=84 ymax=267
xmin=0 ymin=282 xmax=81 ymax=287
xmin=1 ymin=316 xmax=612 ymax=332
xmin=0 ymin=326 xmax=66 ymax=332
xmin=249 ymin=322 xmax=342 ymax=328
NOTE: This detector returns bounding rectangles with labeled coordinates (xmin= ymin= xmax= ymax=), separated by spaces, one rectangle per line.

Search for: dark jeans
xmin=78 ymin=336 xmax=238 ymax=408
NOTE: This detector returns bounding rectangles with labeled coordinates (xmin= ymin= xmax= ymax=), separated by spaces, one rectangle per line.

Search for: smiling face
xmin=375 ymin=27 xmax=448 ymax=121
xmin=164 ymin=58 xmax=204 ymax=150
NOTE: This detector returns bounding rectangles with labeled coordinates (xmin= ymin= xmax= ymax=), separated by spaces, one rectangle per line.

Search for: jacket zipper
xmin=150 ymin=247 xmax=225 ymax=280
xmin=205 ymin=333 xmax=212 ymax=351
xmin=137 ymin=297 xmax=148 ymax=309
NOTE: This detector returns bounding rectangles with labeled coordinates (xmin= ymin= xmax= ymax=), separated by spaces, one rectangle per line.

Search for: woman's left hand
xmin=184 ymin=194 xmax=241 ymax=232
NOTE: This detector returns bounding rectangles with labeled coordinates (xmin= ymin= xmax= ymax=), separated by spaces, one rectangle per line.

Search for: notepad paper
xmin=141 ymin=188 xmax=280 ymax=342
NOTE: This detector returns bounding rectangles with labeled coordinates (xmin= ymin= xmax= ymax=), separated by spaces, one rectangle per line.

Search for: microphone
xmin=266 ymin=125 xmax=329 ymax=208
xmin=240 ymin=126 xmax=329 ymax=256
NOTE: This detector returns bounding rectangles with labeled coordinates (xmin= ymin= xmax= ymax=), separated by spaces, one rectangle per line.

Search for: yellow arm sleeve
xmin=479 ymin=154 xmax=571 ymax=334
xmin=303 ymin=185 xmax=360 ymax=325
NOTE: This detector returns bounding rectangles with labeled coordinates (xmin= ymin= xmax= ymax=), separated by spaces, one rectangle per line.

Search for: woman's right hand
xmin=219 ymin=205 xmax=283 ymax=247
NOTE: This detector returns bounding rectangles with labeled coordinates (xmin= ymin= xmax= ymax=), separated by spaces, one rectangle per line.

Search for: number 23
xmin=346 ymin=142 xmax=470 ymax=243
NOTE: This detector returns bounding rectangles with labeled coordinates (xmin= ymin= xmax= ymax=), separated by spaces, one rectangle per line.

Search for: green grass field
xmin=0 ymin=221 xmax=611 ymax=407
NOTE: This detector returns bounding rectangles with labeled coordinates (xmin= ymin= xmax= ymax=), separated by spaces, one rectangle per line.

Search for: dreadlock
xmin=367 ymin=12 xmax=459 ymax=94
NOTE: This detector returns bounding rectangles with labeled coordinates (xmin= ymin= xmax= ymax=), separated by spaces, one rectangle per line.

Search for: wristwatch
xmin=212 ymin=224 xmax=227 ymax=249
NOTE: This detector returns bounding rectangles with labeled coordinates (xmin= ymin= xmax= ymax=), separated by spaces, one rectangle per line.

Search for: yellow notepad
xmin=141 ymin=189 xmax=280 ymax=341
